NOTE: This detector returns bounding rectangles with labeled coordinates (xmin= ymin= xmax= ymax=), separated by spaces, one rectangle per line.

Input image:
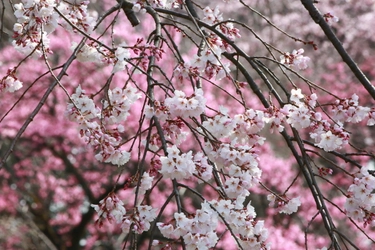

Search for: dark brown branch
xmin=290 ymin=129 xmax=341 ymax=249
xmin=116 ymin=0 xmax=140 ymax=27
xmin=300 ymin=0 xmax=375 ymax=100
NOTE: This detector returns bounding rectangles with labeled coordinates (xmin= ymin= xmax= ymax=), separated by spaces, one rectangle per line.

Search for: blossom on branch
xmin=3 ymin=0 xmax=375 ymax=248
xmin=280 ymin=49 xmax=310 ymax=70
xmin=267 ymin=194 xmax=301 ymax=215
xmin=12 ymin=0 xmax=96 ymax=56
xmin=323 ymin=12 xmax=339 ymax=25
xmin=91 ymin=193 xmax=126 ymax=227
xmin=12 ymin=0 xmax=58 ymax=56
xmin=72 ymin=42 xmax=104 ymax=63
xmin=121 ymin=205 xmax=158 ymax=234
xmin=0 ymin=75 xmax=23 ymax=93
xmin=112 ymin=43 xmax=131 ymax=73
xmin=57 ymin=0 xmax=96 ymax=34
xmin=165 ymin=88 xmax=206 ymax=119
xmin=159 ymin=145 xmax=211 ymax=181
xmin=345 ymin=164 xmax=375 ymax=227
xmin=66 ymin=85 xmax=140 ymax=166
xmin=315 ymin=130 xmax=343 ymax=152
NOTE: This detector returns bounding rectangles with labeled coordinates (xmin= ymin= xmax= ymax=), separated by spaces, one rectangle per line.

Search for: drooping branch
xmin=0 ymin=40 xmax=86 ymax=170
xmin=300 ymin=0 xmax=375 ymax=100
xmin=2 ymin=1 xmax=375 ymax=249
xmin=227 ymin=51 xmax=342 ymax=247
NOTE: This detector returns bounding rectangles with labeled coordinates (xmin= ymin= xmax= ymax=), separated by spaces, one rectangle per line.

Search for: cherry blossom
xmin=280 ymin=49 xmax=311 ymax=70
xmin=323 ymin=12 xmax=339 ymax=25
xmin=2 ymin=0 xmax=375 ymax=249
xmin=345 ymin=164 xmax=375 ymax=227
xmin=91 ymin=193 xmax=126 ymax=226
xmin=159 ymin=145 xmax=196 ymax=180
xmin=72 ymin=42 xmax=104 ymax=63
xmin=12 ymin=0 xmax=58 ymax=56
xmin=267 ymin=194 xmax=301 ymax=215
xmin=138 ymin=172 xmax=154 ymax=197
xmin=65 ymin=85 xmax=140 ymax=166
xmin=57 ymin=0 xmax=96 ymax=34
xmin=121 ymin=205 xmax=158 ymax=234
xmin=112 ymin=44 xmax=131 ymax=73
xmin=0 ymin=75 xmax=23 ymax=93
xmin=164 ymin=88 xmax=206 ymax=119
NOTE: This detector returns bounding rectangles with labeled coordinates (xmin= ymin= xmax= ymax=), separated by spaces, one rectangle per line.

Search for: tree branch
xmin=300 ymin=0 xmax=375 ymax=100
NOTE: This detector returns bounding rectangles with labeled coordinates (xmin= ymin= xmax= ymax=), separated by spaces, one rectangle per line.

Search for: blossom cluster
xmin=174 ymin=44 xmax=230 ymax=81
xmin=345 ymin=164 xmax=375 ymax=227
xmin=143 ymin=88 xmax=206 ymax=148
xmin=197 ymin=108 xmax=264 ymax=199
xmin=158 ymin=199 xmax=269 ymax=250
xmin=65 ymin=85 xmax=141 ymax=166
xmin=121 ymin=204 xmax=158 ymax=234
xmin=13 ymin=0 xmax=95 ymax=56
xmin=202 ymin=107 xmax=265 ymax=145
xmin=164 ymin=88 xmax=206 ymax=119
xmin=91 ymin=193 xmax=157 ymax=234
xmin=72 ymin=41 xmax=104 ymax=63
xmin=279 ymin=89 xmax=375 ymax=152
xmin=130 ymin=0 xmax=181 ymax=13
xmin=102 ymin=86 xmax=141 ymax=124
xmin=145 ymin=113 xmax=188 ymax=149
xmin=280 ymin=49 xmax=310 ymax=70
xmin=266 ymin=88 xmax=349 ymax=152
xmin=57 ymin=0 xmax=96 ymax=34
xmin=267 ymin=193 xmax=301 ymax=215
xmin=0 ymin=69 xmax=23 ymax=93
xmin=92 ymin=173 xmax=157 ymax=233
xmin=207 ymin=143 xmax=262 ymax=198
xmin=72 ymin=41 xmax=132 ymax=74
xmin=137 ymin=172 xmax=155 ymax=198
xmin=331 ymin=93 xmax=371 ymax=124
xmin=73 ymin=38 xmax=165 ymax=76
xmin=13 ymin=0 xmax=58 ymax=56
xmin=91 ymin=192 xmax=126 ymax=227
xmin=159 ymin=145 xmax=212 ymax=182
xmin=203 ymin=6 xmax=241 ymax=40
xmin=212 ymin=197 xmax=269 ymax=249
xmin=158 ymin=202 xmax=219 ymax=249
